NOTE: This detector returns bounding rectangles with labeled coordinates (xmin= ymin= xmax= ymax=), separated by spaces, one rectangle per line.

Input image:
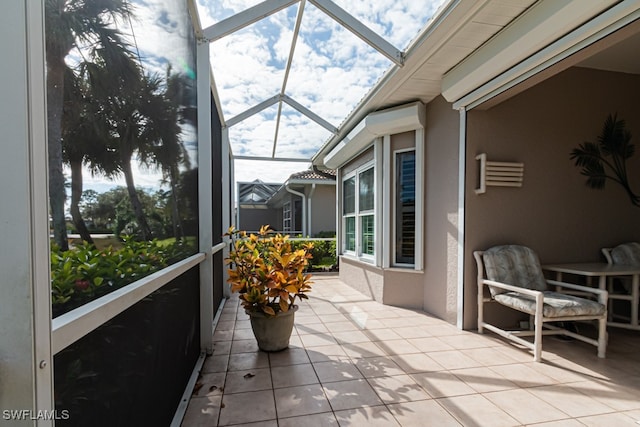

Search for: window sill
xmin=386 ymin=266 xmax=424 ymax=274
xmin=340 ymin=256 xmax=423 ymax=273
xmin=340 ymin=254 xmax=376 ymax=265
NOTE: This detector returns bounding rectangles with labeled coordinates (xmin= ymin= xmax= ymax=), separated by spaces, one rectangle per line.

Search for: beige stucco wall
xmin=308 ymin=184 xmax=336 ymax=235
xmin=339 ymin=256 xmax=384 ymax=302
xmin=464 ymin=67 xmax=640 ymax=329
xmin=423 ymin=96 xmax=461 ymax=324
xmin=382 ymin=269 xmax=424 ymax=309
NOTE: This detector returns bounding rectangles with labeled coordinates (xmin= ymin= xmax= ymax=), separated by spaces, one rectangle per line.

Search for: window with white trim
xmin=342 ymin=162 xmax=375 ymax=259
xmin=283 ymin=201 xmax=291 ymax=232
xmin=343 ymin=177 xmax=356 ymax=252
xmin=359 ymin=167 xmax=375 ymax=256
xmin=394 ymin=150 xmax=416 ymax=265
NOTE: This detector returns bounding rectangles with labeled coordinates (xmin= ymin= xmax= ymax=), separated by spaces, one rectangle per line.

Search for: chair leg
xmin=533 ymin=314 xmax=542 ymax=362
xmin=597 ymin=317 xmax=607 ymax=358
xmin=529 ymin=314 xmax=534 ymax=330
xmin=478 ymin=288 xmax=484 ymax=334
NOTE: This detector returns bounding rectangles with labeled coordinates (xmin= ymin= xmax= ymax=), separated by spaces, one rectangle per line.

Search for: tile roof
xmin=288 ymin=168 xmax=336 ymax=181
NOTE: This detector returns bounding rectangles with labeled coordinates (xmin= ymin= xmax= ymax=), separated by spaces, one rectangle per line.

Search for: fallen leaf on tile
xmin=192 ymin=382 xmax=203 ymax=395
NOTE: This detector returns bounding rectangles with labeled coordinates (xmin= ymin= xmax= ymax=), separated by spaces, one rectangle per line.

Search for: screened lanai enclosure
xmin=1 ymin=0 xmax=444 ymax=425
xmin=6 ymin=0 xmax=640 ymax=425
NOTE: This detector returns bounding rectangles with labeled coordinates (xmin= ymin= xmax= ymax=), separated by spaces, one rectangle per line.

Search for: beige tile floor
xmin=182 ymin=275 xmax=640 ymax=427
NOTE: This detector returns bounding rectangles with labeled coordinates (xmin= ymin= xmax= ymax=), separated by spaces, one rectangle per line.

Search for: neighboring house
xmin=313 ymin=0 xmax=640 ymax=329
xmin=236 ymin=180 xmax=282 ymax=233
xmin=237 ymin=168 xmax=336 ymax=236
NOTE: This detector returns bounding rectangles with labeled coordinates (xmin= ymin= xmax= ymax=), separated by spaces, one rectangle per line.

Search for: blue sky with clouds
xmin=197 ymin=0 xmax=446 ymax=183
xmin=77 ymin=0 xmax=447 ymax=195
xmin=73 ymin=0 xmax=198 ymax=194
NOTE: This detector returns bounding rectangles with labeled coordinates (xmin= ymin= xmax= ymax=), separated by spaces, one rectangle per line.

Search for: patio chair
xmin=474 ymin=245 xmax=608 ymax=362
xmin=602 ymin=242 xmax=640 ymax=268
xmin=602 ymin=242 xmax=640 ymax=321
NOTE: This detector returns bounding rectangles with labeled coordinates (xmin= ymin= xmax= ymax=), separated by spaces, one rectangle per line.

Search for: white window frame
xmin=283 ymin=201 xmax=291 ymax=232
xmin=358 ymin=164 xmax=375 ymax=261
xmin=392 ymin=148 xmax=416 ymax=267
xmin=341 ymin=160 xmax=375 ymax=262
xmin=383 ymin=130 xmax=424 ymax=271
xmin=342 ymin=174 xmax=356 ymax=256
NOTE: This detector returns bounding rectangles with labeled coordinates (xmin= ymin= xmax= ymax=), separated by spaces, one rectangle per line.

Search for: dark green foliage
xmin=570 ymin=114 xmax=639 ymax=206
xmin=79 ymin=186 xmax=179 ymax=238
xmin=314 ymin=230 xmax=337 ymax=238
xmin=51 ymin=237 xmax=196 ymax=317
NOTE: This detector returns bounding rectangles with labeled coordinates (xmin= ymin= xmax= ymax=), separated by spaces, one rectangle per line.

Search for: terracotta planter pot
xmin=246 ymin=305 xmax=298 ymax=352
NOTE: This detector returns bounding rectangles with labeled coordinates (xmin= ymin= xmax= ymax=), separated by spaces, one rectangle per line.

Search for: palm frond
xmin=571 ymin=113 xmax=639 ymax=205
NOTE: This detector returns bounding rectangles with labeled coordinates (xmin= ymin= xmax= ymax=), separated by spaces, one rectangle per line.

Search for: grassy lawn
xmin=67 ymin=235 xmax=123 ymax=250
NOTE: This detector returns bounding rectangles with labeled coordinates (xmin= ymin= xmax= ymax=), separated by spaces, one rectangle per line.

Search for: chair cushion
xmin=611 ymin=242 xmax=640 ymax=266
xmin=494 ymin=291 xmax=606 ymax=318
xmin=482 ymin=245 xmax=547 ymax=297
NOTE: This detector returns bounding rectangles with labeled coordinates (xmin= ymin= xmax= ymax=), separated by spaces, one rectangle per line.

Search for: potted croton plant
xmin=224 ymin=225 xmax=313 ymax=351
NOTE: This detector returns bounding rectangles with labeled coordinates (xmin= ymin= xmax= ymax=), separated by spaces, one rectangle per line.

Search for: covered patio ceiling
xmin=193 ymin=0 xmax=446 ymax=166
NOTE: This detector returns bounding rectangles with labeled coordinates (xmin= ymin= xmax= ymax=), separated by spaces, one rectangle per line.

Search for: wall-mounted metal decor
xmin=475 ymin=153 xmax=524 ymax=194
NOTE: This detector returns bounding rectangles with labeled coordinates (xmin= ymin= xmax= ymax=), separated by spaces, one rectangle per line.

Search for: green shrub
xmin=292 ymin=238 xmax=337 ymax=268
xmin=51 ymin=237 xmax=195 ymax=316
xmin=314 ymin=231 xmax=336 ymax=238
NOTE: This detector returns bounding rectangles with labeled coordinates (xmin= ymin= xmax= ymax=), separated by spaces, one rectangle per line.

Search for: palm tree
xmin=62 ymin=67 xmax=95 ymax=243
xmin=101 ymin=72 xmax=177 ymax=240
xmin=62 ymin=65 xmax=121 ymax=243
xmin=45 ymin=0 xmax=137 ymax=249
xmin=570 ymin=113 xmax=639 ymax=207
xmin=151 ymin=69 xmax=192 ymax=240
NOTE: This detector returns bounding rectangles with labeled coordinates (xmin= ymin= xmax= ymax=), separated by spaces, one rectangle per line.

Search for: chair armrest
xmin=547 ymin=280 xmax=608 ymax=297
xmin=482 ymin=279 xmax=543 ymax=297
xmin=547 ymin=279 xmax=608 ymax=305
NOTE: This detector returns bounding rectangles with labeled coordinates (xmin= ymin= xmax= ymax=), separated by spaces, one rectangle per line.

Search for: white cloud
xmin=127 ymin=0 xmax=197 ymax=78
xmin=195 ymin=0 xmax=447 ymax=183
xmin=234 ymin=159 xmax=311 ymax=184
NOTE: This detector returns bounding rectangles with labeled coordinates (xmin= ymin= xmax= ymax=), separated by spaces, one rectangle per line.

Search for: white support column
xmin=456 ymin=107 xmax=467 ymax=329
xmin=226 ymin=95 xmax=279 ymax=128
xmin=309 ymin=0 xmax=404 ymax=66
xmin=382 ymin=135 xmax=391 ymax=269
xmin=335 ymin=168 xmax=342 ymax=259
xmin=375 ymin=137 xmax=384 ymax=267
xmin=202 ymin=0 xmax=299 ymax=42
xmin=197 ymin=41 xmax=214 ymax=355
xmin=1 ymin=0 xmax=54 ymax=423
xmin=414 ymin=128 xmax=425 ymax=271
xmin=222 ymin=128 xmax=232 ymax=298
